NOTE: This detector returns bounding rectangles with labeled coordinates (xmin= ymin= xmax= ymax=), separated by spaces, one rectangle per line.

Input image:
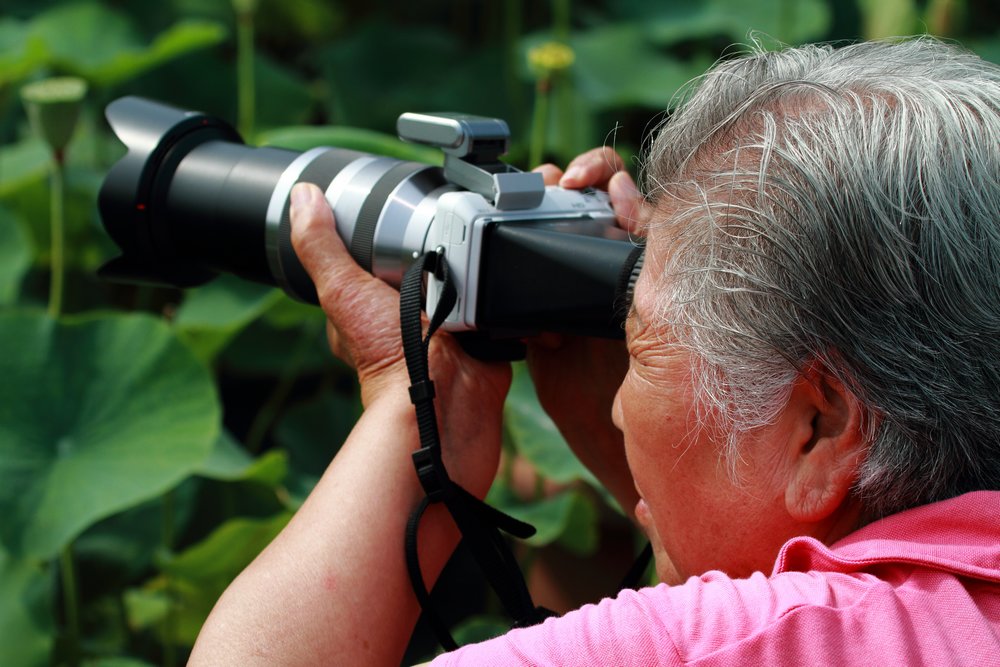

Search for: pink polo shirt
xmin=432 ymin=491 xmax=1000 ymax=666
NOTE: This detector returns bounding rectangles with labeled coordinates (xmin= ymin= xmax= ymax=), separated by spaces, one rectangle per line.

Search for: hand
xmin=534 ymin=146 xmax=647 ymax=233
xmin=289 ymin=182 xmax=511 ymax=497
xmin=527 ymin=148 xmax=648 ymax=516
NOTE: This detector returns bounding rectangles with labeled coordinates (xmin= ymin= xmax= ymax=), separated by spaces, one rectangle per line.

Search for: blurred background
xmin=1 ymin=1 xmax=998 ymax=665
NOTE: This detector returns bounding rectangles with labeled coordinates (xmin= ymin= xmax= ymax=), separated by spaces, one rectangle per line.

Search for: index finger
xmin=532 ymin=163 xmax=564 ymax=187
xmin=559 ymin=147 xmax=627 ymax=190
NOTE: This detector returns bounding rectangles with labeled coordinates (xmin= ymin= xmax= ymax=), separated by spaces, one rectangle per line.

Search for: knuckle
xmin=597 ymin=146 xmax=625 ymax=171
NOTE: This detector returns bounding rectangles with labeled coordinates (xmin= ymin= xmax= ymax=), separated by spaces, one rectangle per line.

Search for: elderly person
xmin=191 ymin=37 xmax=1000 ymax=665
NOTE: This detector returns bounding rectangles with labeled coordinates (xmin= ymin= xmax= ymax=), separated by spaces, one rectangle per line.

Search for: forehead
xmin=626 ymin=243 xmax=664 ymax=342
xmin=624 ymin=191 xmax=693 ymax=343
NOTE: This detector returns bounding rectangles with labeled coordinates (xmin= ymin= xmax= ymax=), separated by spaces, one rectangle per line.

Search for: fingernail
xmin=561 ymin=166 xmax=585 ymax=186
xmin=562 ymin=166 xmax=591 ymax=186
xmin=612 ymin=171 xmax=639 ymax=197
xmin=290 ymin=182 xmax=314 ymax=213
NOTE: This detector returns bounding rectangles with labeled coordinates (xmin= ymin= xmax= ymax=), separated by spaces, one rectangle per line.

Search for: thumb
xmin=289 ymin=182 xmax=401 ymax=350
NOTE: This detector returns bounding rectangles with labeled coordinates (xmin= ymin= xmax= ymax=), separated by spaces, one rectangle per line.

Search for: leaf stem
xmin=503 ymin=0 xmax=524 ymax=125
xmin=162 ymin=489 xmax=177 ymax=667
xmin=59 ymin=543 xmax=81 ymax=667
xmin=237 ymin=9 xmax=256 ymax=140
xmin=245 ymin=319 xmax=322 ymax=452
xmin=49 ymin=153 xmax=65 ymax=318
xmin=553 ymin=0 xmax=571 ymax=43
xmin=529 ymin=77 xmax=551 ymax=167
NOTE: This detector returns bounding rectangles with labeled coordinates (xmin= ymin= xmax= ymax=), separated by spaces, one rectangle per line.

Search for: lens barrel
xmin=98 ymin=97 xmax=453 ymax=303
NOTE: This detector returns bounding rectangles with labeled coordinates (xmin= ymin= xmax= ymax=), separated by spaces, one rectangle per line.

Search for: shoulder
xmin=430 ymin=569 xmax=876 ymax=666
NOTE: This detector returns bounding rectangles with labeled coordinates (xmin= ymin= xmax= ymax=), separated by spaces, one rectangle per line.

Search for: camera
xmin=98 ymin=97 xmax=644 ymax=339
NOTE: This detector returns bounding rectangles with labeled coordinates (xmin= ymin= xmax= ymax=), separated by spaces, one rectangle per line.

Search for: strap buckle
xmin=412 ymin=447 xmax=449 ymax=502
xmin=408 ymin=379 xmax=436 ymax=404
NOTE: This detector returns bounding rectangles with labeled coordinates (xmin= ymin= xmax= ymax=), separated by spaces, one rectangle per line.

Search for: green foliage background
xmin=1 ymin=0 xmax=998 ymax=664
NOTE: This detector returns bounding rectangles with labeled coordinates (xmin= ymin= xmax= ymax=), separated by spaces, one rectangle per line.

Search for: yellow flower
xmin=528 ymin=41 xmax=575 ymax=75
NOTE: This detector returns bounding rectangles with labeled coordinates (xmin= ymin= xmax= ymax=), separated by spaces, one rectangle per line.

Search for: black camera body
xmin=98 ymin=98 xmax=643 ymax=339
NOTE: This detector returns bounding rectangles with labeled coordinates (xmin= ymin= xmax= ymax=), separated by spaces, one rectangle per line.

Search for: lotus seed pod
xmin=20 ymin=77 xmax=88 ymax=156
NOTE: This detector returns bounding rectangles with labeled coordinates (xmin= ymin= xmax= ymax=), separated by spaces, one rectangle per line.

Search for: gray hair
xmin=642 ymin=37 xmax=1000 ymax=519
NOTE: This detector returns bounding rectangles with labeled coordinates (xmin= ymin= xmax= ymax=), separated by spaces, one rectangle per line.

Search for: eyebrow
xmin=625 ymin=300 xmax=646 ymax=343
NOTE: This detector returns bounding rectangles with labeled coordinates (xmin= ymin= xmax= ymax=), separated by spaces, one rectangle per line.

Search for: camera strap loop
xmin=399 ymin=251 xmax=553 ymax=652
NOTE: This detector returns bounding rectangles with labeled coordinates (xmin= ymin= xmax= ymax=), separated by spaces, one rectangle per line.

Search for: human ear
xmin=783 ymin=366 xmax=867 ymax=523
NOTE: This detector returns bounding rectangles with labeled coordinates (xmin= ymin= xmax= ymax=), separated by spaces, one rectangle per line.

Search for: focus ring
xmin=276 ymin=149 xmax=367 ymax=302
xmin=352 ymin=162 xmax=426 ymax=272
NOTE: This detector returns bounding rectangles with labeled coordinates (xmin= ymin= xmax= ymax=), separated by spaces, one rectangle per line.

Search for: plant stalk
xmin=503 ymin=0 xmax=525 ymax=123
xmin=245 ymin=319 xmax=322 ymax=452
xmin=60 ymin=543 xmax=81 ymax=667
xmin=237 ymin=9 xmax=256 ymax=140
xmin=162 ymin=490 xmax=177 ymax=667
xmin=553 ymin=0 xmax=571 ymax=42
xmin=529 ymin=77 xmax=551 ymax=167
xmin=49 ymin=153 xmax=66 ymax=318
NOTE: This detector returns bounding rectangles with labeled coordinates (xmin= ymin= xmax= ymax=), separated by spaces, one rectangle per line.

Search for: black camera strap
xmin=399 ymin=251 xmax=554 ymax=651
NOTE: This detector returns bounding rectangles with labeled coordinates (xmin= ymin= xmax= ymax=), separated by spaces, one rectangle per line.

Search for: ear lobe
xmin=784 ymin=368 xmax=866 ymax=523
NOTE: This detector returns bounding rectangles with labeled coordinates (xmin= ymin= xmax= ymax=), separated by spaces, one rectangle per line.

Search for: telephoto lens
xmin=98 ymin=97 xmax=643 ymax=339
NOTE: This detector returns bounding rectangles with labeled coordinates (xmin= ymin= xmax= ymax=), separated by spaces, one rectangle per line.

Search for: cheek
xmin=612 ymin=384 xmax=624 ymax=432
xmin=618 ymin=370 xmax=679 ymax=483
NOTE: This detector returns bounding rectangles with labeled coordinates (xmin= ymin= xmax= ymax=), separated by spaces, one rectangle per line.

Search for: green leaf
xmin=0 ymin=136 xmax=49 ymax=198
xmin=87 ymin=20 xmax=228 ymax=88
xmin=487 ymin=482 xmax=599 ymax=555
xmin=219 ymin=316 xmax=340 ymax=376
xmin=549 ymin=28 xmax=709 ymax=112
xmin=0 ymin=206 xmax=32 ymax=306
xmin=174 ymin=275 xmax=283 ymax=362
xmin=27 ymin=2 xmax=136 ymax=69
xmin=504 ymin=363 xmax=595 ymax=486
xmin=175 ymin=276 xmax=279 ymax=329
xmin=0 ymin=311 xmax=220 ymax=558
xmin=859 ymin=0 xmax=920 ymax=39
xmin=26 ymin=3 xmax=225 ymax=87
xmin=262 ymin=295 xmax=323 ymax=329
xmin=83 ymin=657 xmax=156 ymax=667
xmin=195 ymin=430 xmax=254 ymax=480
xmin=74 ymin=480 xmax=198 ymax=585
xmin=969 ymin=33 xmax=1000 ymax=66
xmin=451 ymin=614 xmax=510 ymax=646
xmin=613 ymin=0 xmax=831 ymax=45
xmin=122 ymin=586 xmax=171 ymax=632
xmin=274 ymin=390 xmax=360 ymax=478
xmin=146 ymin=512 xmax=292 ymax=644
xmin=258 ymin=126 xmax=443 ymax=164
xmin=238 ymin=450 xmax=288 ymax=486
xmin=1 ymin=164 xmax=107 ymax=273
xmin=0 ymin=547 xmax=53 ymax=667
xmin=315 ymin=25 xmax=514 ymax=132
xmin=201 ymin=448 xmax=287 ymax=488
xmin=161 ymin=512 xmax=290 ymax=583
xmin=0 ymin=19 xmax=47 ymax=88
xmin=251 ymin=54 xmax=318 ymax=134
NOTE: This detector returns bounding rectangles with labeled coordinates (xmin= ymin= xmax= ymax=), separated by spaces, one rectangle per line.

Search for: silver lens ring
xmin=265 ymin=147 xmax=328 ymax=295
